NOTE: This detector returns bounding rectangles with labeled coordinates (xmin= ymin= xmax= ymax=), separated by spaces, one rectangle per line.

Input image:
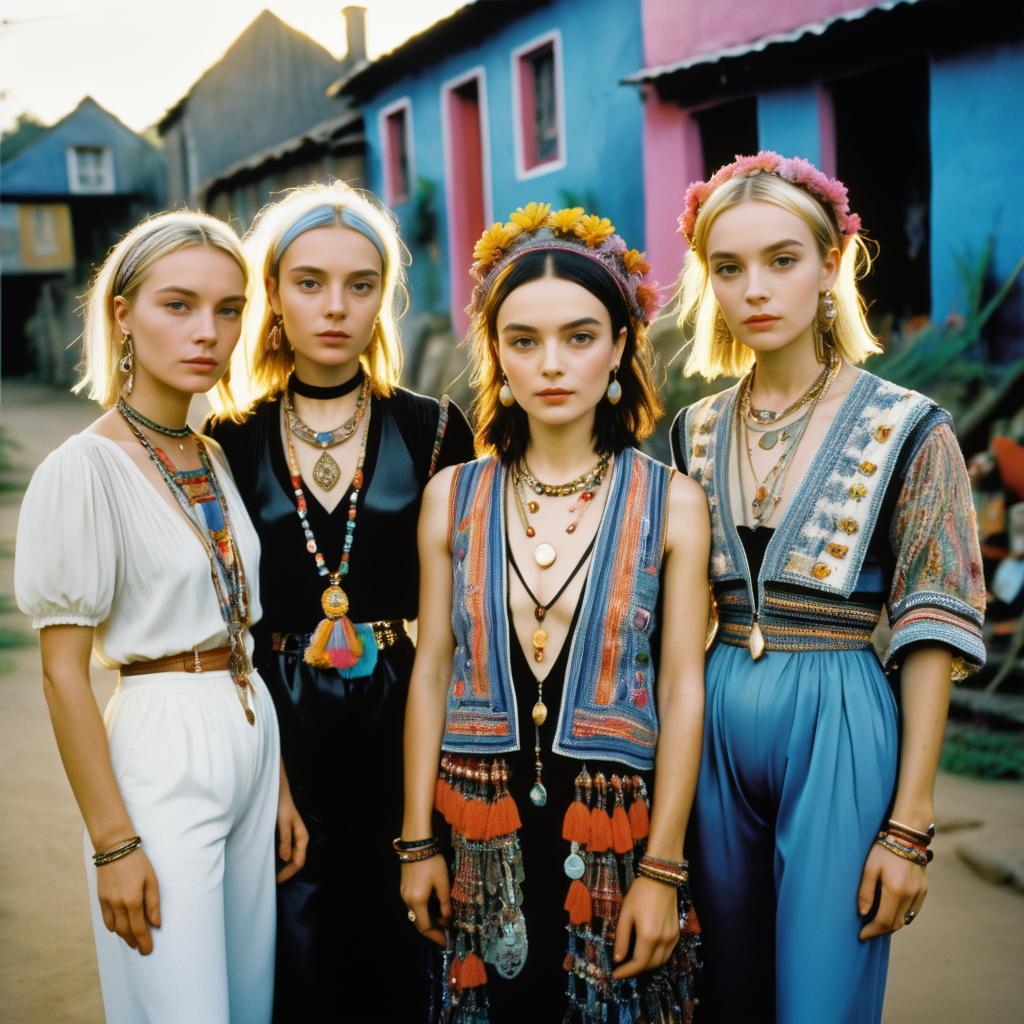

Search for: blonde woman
xmin=15 ymin=211 xmax=306 ymax=1023
xmin=208 ymin=183 xmax=473 ymax=1022
xmin=670 ymin=154 xmax=985 ymax=1022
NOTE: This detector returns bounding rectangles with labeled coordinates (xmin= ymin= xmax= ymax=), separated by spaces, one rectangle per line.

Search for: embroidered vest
xmin=442 ymin=448 xmax=673 ymax=770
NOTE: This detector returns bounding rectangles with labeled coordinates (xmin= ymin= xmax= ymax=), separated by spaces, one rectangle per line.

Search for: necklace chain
xmin=742 ymin=352 xmax=837 ymax=424
xmin=283 ymin=377 xmax=370 ymax=449
xmin=519 ymin=453 xmax=610 ymax=497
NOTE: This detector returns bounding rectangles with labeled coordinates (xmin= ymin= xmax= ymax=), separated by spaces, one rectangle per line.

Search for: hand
xmin=612 ymin=876 xmax=679 ymax=979
xmin=276 ymin=784 xmax=309 ymax=884
xmin=400 ymin=855 xmax=452 ymax=946
xmin=97 ymin=847 xmax=160 ymax=955
xmin=858 ymin=842 xmax=928 ymax=940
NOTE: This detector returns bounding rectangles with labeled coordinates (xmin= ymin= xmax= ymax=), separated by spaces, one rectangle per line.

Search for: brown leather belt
xmin=119 ymin=645 xmax=233 ymax=677
xmin=270 ymin=619 xmax=408 ymax=655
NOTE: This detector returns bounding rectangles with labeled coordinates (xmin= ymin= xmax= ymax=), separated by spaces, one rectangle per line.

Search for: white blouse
xmin=15 ymin=432 xmax=262 ymax=667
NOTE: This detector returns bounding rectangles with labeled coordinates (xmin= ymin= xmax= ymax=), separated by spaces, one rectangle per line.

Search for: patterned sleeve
xmin=884 ymin=421 xmax=986 ymax=679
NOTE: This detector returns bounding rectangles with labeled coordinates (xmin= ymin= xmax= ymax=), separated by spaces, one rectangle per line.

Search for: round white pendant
xmin=534 ymin=543 xmax=557 ymax=568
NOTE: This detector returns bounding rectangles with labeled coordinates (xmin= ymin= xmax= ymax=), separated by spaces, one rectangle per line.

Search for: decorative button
xmin=698 ymin=417 xmax=715 ymax=435
xmin=826 ymin=543 xmax=849 ymax=558
xmin=693 ymin=444 xmax=707 ymax=458
xmin=874 ymin=425 xmax=893 ymax=443
xmin=632 ymin=688 xmax=649 ymax=709
xmin=635 ymin=651 xmax=650 ymax=664
xmin=693 ymin=468 xmax=703 ymax=482
xmin=812 ymin=563 xmax=832 ymax=579
xmin=633 ymin=608 xmax=651 ymax=631
xmin=848 ymin=482 xmax=868 ymax=501
xmin=635 ymin=670 xmax=646 ymax=686
xmin=858 ymin=461 xmax=877 ymax=476
xmin=453 ymin=679 xmax=465 ymax=698
xmin=837 ymin=517 xmax=859 ymax=535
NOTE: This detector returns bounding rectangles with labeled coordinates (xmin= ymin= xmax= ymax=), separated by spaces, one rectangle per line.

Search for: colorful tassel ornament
xmin=564 ymin=878 xmax=593 ymax=925
xmin=303 ymin=611 xmax=363 ymax=669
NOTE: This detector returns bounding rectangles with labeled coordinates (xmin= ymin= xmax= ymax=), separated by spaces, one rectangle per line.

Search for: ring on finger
xmin=407 ymin=908 xmax=417 ymax=923
xmin=903 ymin=909 xmax=918 ymax=926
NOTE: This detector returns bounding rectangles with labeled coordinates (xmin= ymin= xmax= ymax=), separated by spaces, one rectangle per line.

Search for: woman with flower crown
xmin=670 ymin=153 xmax=986 ymax=1022
xmin=207 ymin=182 xmax=474 ymax=1023
xmin=15 ymin=211 xmax=307 ymax=1023
xmin=398 ymin=202 xmax=709 ymax=1023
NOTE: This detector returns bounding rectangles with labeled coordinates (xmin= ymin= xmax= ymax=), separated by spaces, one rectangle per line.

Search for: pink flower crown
xmin=678 ymin=151 xmax=862 ymax=247
xmin=468 ymin=202 xmax=659 ymax=325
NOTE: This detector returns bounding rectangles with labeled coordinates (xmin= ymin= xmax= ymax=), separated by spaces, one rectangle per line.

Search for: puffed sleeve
xmin=884 ymin=421 xmax=986 ymax=679
xmin=15 ymin=443 xmax=119 ymax=629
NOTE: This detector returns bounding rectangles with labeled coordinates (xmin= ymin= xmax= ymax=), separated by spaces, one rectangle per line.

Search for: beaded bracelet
xmin=636 ymin=854 xmax=690 ymax=887
xmin=875 ymin=834 xmax=931 ymax=867
xmin=93 ymin=836 xmax=142 ymax=867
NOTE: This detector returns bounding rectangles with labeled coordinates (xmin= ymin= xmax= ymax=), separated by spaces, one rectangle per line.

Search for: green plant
xmin=940 ymin=728 xmax=1024 ymax=780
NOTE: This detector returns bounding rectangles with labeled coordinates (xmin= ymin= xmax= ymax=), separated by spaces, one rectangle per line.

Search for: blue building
xmin=332 ymin=0 xmax=645 ymax=372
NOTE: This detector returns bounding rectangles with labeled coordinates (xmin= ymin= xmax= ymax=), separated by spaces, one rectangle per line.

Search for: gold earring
xmin=714 ymin=309 xmax=732 ymax=345
xmin=817 ymin=290 xmax=837 ymax=334
xmin=267 ymin=316 xmax=283 ymax=353
xmin=498 ymin=376 xmax=515 ymax=408
xmin=118 ymin=333 xmax=134 ymax=395
xmin=606 ymin=367 xmax=622 ymax=405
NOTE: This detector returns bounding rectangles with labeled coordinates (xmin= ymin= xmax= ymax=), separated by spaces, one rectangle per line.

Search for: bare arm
xmin=858 ymin=645 xmax=951 ymax=939
xmin=613 ymin=472 xmax=709 ymax=978
xmin=39 ymin=625 xmax=160 ymax=954
xmin=399 ymin=466 xmax=458 ymax=945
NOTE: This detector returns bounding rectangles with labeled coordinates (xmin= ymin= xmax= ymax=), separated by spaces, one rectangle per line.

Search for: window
xmin=380 ymin=100 xmax=413 ymax=206
xmin=66 ymin=146 xmax=114 ymax=193
xmin=693 ymin=97 xmax=758 ymax=180
xmin=513 ymin=32 xmax=564 ymax=177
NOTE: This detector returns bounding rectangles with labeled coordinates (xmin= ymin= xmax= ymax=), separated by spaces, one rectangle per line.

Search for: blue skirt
xmin=691 ymin=642 xmax=898 ymax=1023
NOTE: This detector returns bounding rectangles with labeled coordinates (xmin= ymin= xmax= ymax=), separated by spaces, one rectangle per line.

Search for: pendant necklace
xmin=518 ymin=453 xmax=610 ymax=497
xmin=510 ymin=458 xmax=607 ymax=568
xmin=283 ymin=376 xmax=370 ymax=491
xmin=507 ymin=534 xmax=596 ymax=808
xmin=118 ymin=397 xmax=191 ymax=452
xmin=282 ymin=400 xmax=373 ymax=668
xmin=742 ymin=350 xmax=836 ymax=424
xmin=117 ymin=398 xmax=254 ymax=723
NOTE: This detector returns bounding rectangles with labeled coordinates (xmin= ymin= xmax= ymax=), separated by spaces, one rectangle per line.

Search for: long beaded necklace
xmin=117 ymin=398 xmax=254 ymax=723
xmin=282 ymin=376 xmax=370 ymax=491
xmin=282 ymin=398 xmax=372 ymax=668
xmin=510 ymin=458 xmax=608 ymax=568
xmin=507 ymin=533 xmax=597 ymax=808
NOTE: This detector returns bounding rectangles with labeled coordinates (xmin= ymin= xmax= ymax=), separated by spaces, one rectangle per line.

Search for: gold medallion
xmin=312 ymin=450 xmax=341 ymax=490
xmin=532 ymin=700 xmax=548 ymax=726
xmin=320 ymin=582 xmax=349 ymax=619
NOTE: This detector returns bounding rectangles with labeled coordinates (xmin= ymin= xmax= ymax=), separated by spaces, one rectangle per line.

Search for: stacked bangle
xmin=392 ymin=836 xmax=441 ymax=863
xmin=93 ymin=836 xmax=142 ymax=867
xmin=636 ymin=854 xmax=689 ymax=888
xmin=875 ymin=832 xmax=932 ymax=867
xmin=887 ymin=818 xmax=935 ymax=846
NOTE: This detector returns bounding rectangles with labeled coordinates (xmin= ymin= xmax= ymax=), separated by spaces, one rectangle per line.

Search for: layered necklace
xmin=510 ymin=453 xmax=609 ymax=568
xmin=283 ymin=372 xmax=370 ymax=491
xmin=117 ymin=398 xmax=254 ymax=724
xmin=282 ymin=392 xmax=373 ymax=669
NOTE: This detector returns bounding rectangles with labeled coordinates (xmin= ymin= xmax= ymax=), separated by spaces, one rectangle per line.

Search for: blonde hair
xmin=223 ymin=182 xmax=408 ymax=417
xmin=677 ymin=172 xmax=881 ymax=380
xmin=75 ymin=210 xmax=247 ymax=410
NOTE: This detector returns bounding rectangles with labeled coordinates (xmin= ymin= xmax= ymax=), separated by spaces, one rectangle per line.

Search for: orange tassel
xmin=303 ymin=614 xmax=363 ymax=669
xmin=628 ymin=794 xmax=650 ymax=840
xmin=684 ymin=906 xmax=702 ymax=935
xmin=486 ymin=793 xmax=520 ymax=838
xmin=459 ymin=952 xmax=487 ymax=988
xmin=561 ymin=800 xmax=591 ymax=844
xmin=564 ymin=879 xmax=593 ymax=925
xmin=588 ymin=807 xmax=612 ymax=853
xmin=448 ymin=955 xmax=463 ymax=992
xmin=611 ymin=805 xmax=633 ymax=854
xmin=434 ymin=775 xmax=450 ymax=817
xmin=462 ymin=797 xmax=488 ymax=840
xmin=446 ymin=787 xmax=466 ymax=830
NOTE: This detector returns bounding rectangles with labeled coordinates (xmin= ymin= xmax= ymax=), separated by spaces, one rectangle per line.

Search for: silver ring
xmin=407 ymin=909 xmax=417 ymax=924
xmin=903 ymin=910 xmax=917 ymax=926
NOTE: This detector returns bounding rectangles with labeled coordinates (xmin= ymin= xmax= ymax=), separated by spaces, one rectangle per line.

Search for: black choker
xmin=290 ymin=369 xmax=364 ymax=400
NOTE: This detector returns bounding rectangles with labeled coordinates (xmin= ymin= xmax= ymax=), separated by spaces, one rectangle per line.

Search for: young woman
xmin=14 ymin=211 xmax=306 ymax=1024
xmin=399 ymin=204 xmax=709 ymax=1023
xmin=207 ymin=182 xmax=474 ymax=1023
xmin=671 ymin=153 xmax=986 ymax=1022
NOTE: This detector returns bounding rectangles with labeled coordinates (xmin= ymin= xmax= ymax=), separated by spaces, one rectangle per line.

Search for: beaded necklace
xmin=117 ymin=399 xmax=254 ymax=723
xmin=282 ymin=398 xmax=373 ymax=669
xmin=518 ymin=453 xmax=609 ymax=497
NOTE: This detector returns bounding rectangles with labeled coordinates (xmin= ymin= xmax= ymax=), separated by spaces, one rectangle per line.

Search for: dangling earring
xmin=714 ymin=309 xmax=732 ymax=345
xmin=118 ymin=332 xmax=134 ymax=395
xmin=267 ymin=316 xmax=283 ymax=353
xmin=817 ymin=290 xmax=837 ymax=335
xmin=498 ymin=376 xmax=515 ymax=408
xmin=606 ymin=367 xmax=622 ymax=405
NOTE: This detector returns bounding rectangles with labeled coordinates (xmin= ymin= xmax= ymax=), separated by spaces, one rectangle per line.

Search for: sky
xmin=0 ymin=0 xmax=464 ymax=134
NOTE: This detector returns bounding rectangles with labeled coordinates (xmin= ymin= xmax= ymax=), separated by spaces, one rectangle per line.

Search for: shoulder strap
xmin=428 ymin=394 xmax=451 ymax=480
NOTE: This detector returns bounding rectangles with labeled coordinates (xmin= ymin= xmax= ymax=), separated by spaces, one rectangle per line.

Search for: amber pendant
xmin=749 ymin=619 xmax=766 ymax=660
xmin=320 ymin=581 xmax=350 ymax=619
xmin=245 ymin=707 xmax=255 ymax=726
xmin=312 ymin=450 xmax=341 ymax=490
xmin=532 ymin=627 xmax=548 ymax=662
xmin=532 ymin=699 xmax=547 ymax=726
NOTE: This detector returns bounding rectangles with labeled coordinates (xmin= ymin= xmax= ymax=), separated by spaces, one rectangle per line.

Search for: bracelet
xmin=392 ymin=836 xmax=441 ymax=863
xmin=392 ymin=836 xmax=438 ymax=852
xmin=875 ymin=835 xmax=930 ymax=867
xmin=636 ymin=854 xmax=689 ymax=888
xmin=886 ymin=818 xmax=934 ymax=846
xmin=93 ymin=835 xmax=142 ymax=867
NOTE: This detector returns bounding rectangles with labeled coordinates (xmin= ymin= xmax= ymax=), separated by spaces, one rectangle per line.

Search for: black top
xmin=209 ymin=388 xmax=474 ymax=647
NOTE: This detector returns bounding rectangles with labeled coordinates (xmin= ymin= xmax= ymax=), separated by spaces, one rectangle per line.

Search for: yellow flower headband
xmin=468 ymin=202 xmax=659 ymax=325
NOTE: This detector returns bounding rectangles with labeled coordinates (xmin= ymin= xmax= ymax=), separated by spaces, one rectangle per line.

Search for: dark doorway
xmin=694 ymin=96 xmax=759 ymax=179
xmin=830 ymin=58 xmax=931 ymax=324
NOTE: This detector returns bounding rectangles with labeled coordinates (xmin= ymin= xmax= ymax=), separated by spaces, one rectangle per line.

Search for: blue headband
xmin=272 ymin=204 xmax=387 ymax=269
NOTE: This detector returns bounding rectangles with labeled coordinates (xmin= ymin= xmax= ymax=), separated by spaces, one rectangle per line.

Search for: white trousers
xmin=86 ymin=669 xmax=280 ymax=1024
